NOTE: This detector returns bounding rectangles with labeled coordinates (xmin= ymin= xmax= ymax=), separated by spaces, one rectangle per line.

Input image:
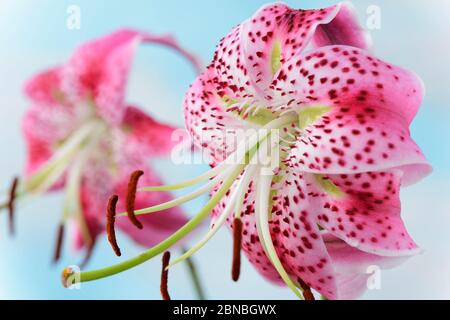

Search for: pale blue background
xmin=0 ymin=0 xmax=449 ymax=299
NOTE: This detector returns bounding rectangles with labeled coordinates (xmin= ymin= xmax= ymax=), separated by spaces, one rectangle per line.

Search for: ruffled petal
xmin=184 ymin=68 xmax=252 ymax=164
xmin=62 ymin=29 xmax=145 ymax=125
xmin=122 ymin=106 xmax=180 ymax=157
xmin=310 ymin=169 xmax=420 ymax=256
xmin=324 ymin=233 xmax=410 ymax=299
xmin=24 ymin=67 xmax=67 ymax=107
xmin=272 ymin=45 xmax=424 ymax=123
xmin=62 ymin=29 xmax=202 ymax=126
xmin=277 ymin=46 xmax=431 ymax=185
xmin=212 ymin=2 xmax=370 ymax=101
xmin=269 ymin=171 xmax=339 ymax=299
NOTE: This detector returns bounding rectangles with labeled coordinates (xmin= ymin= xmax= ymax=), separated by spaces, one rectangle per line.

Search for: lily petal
xmin=24 ymin=67 xmax=66 ymax=106
xmin=213 ymin=170 xmax=340 ymax=298
xmin=324 ymin=233 xmax=410 ymax=300
xmin=21 ymin=106 xmax=78 ymax=182
xmin=269 ymin=171 xmax=339 ymax=299
xmin=185 ymin=68 xmax=251 ymax=164
xmin=213 ymin=2 xmax=370 ymax=100
xmin=122 ymin=106 xmax=180 ymax=157
xmin=278 ymin=46 xmax=431 ymax=185
xmin=62 ymin=29 xmax=146 ymax=125
xmin=311 ymin=169 xmax=420 ymax=257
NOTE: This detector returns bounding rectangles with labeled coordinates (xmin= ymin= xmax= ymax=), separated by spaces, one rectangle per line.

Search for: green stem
xmin=182 ymin=247 xmax=206 ymax=300
xmin=77 ymin=164 xmax=245 ymax=283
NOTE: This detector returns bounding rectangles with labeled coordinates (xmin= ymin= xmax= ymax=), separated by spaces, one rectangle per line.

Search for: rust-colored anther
xmin=106 ymin=195 xmax=121 ymax=256
xmin=231 ymin=217 xmax=243 ymax=282
xmin=53 ymin=224 xmax=65 ymax=264
xmin=160 ymin=251 xmax=171 ymax=300
xmin=298 ymin=278 xmax=315 ymax=301
xmin=7 ymin=177 xmax=19 ymax=236
xmin=126 ymin=170 xmax=144 ymax=229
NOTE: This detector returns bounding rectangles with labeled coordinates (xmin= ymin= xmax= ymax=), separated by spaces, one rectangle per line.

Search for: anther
xmin=231 ymin=217 xmax=243 ymax=282
xmin=126 ymin=170 xmax=144 ymax=229
xmin=53 ymin=223 xmax=65 ymax=264
xmin=7 ymin=177 xmax=19 ymax=236
xmin=160 ymin=251 xmax=171 ymax=300
xmin=298 ymin=278 xmax=315 ymax=300
xmin=106 ymin=195 xmax=121 ymax=256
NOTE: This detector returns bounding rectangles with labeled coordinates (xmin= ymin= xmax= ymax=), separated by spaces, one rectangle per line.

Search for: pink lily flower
xmin=70 ymin=3 xmax=431 ymax=300
xmin=11 ymin=29 xmax=202 ymax=261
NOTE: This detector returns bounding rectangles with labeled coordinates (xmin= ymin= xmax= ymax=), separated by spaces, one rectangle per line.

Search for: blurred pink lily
xmin=3 ymin=29 xmax=202 ymax=264
xmin=72 ymin=3 xmax=431 ymax=300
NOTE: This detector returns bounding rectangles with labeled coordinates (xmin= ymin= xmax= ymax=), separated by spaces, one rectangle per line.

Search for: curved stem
xmin=182 ymin=247 xmax=206 ymax=300
xmin=77 ymin=164 xmax=245 ymax=283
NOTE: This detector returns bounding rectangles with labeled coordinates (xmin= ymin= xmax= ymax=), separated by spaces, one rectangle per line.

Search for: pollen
xmin=126 ymin=170 xmax=144 ymax=229
xmin=106 ymin=195 xmax=121 ymax=257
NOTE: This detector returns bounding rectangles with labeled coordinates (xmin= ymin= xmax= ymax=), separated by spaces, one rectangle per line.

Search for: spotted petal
xmin=324 ymin=233 xmax=409 ymax=299
xmin=268 ymin=171 xmax=339 ymax=299
xmin=278 ymin=46 xmax=431 ymax=185
xmin=184 ymin=68 xmax=252 ymax=164
xmin=214 ymin=170 xmax=339 ymax=298
xmin=212 ymin=2 xmax=370 ymax=102
xmin=22 ymin=67 xmax=90 ymax=181
xmin=311 ymin=169 xmax=421 ymax=257
xmin=62 ymin=29 xmax=151 ymax=125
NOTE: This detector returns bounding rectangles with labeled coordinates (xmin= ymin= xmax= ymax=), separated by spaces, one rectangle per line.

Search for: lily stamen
xmin=126 ymin=170 xmax=144 ymax=230
xmin=231 ymin=217 xmax=243 ymax=282
xmin=298 ymin=279 xmax=315 ymax=301
xmin=53 ymin=223 xmax=65 ymax=264
xmin=63 ymin=114 xmax=301 ymax=284
xmin=8 ymin=176 xmax=19 ymax=236
xmin=160 ymin=251 xmax=171 ymax=300
xmin=106 ymin=195 xmax=121 ymax=257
